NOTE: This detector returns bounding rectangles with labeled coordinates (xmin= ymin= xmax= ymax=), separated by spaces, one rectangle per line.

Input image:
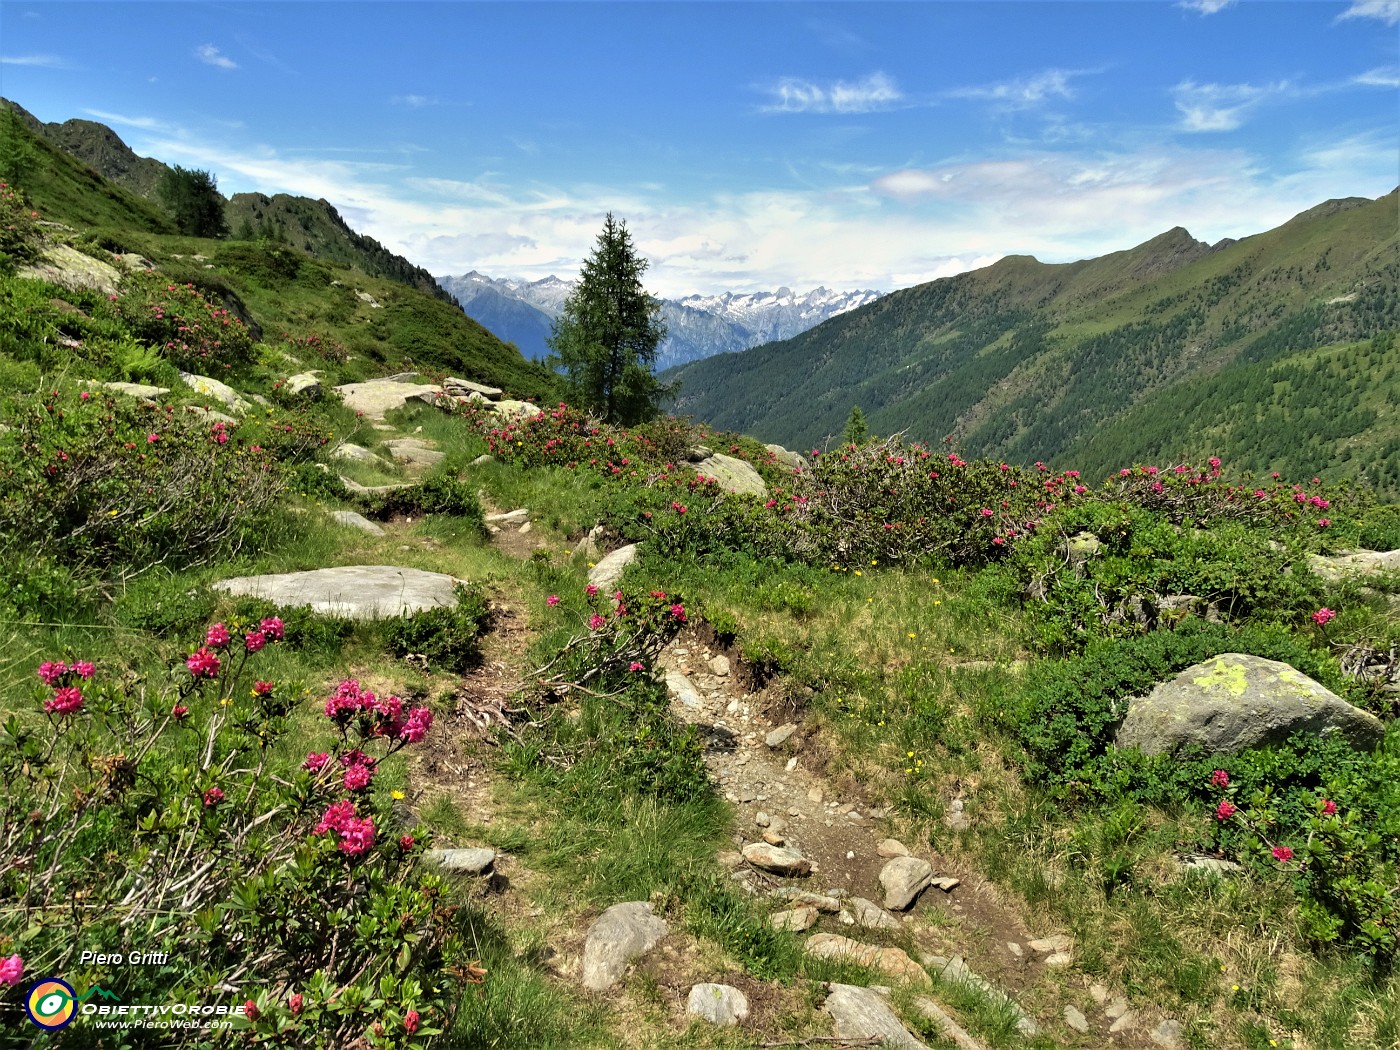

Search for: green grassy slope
xmin=668 ymin=191 xmax=1400 ymax=490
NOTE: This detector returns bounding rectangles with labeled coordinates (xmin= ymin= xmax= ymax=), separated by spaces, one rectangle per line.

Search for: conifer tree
xmin=842 ymin=404 xmax=869 ymax=446
xmin=158 ymin=165 xmax=228 ymax=239
xmin=548 ymin=213 xmax=670 ymax=424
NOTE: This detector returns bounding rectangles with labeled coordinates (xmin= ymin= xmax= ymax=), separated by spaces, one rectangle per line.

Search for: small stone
xmin=742 ymin=842 xmax=811 ymax=876
xmin=846 ymin=850 xmax=856 ymax=860
xmin=877 ymin=838 xmax=911 ymax=858
xmin=1007 ymin=942 xmax=1022 ymax=957
xmin=788 ymin=807 xmax=802 ymax=817
xmin=1109 ymin=1012 xmax=1136 ymax=1034
xmin=879 ymin=856 xmax=934 ymax=910
xmin=1043 ymin=952 xmax=1073 ymax=967
xmin=762 ymin=830 xmax=786 ymax=846
xmin=1152 ymin=1018 xmax=1185 ymax=1048
xmin=686 ymin=983 xmax=749 ymax=1027
xmin=765 ymin=723 xmax=798 ymax=748
xmin=518 ymin=521 xmax=532 ymax=534
xmin=785 ymin=757 xmax=798 ymax=771
xmin=738 ymin=788 xmax=755 ymax=803
xmin=770 ymin=889 xmax=841 ymax=912
xmin=580 ymin=902 xmax=668 ymax=991
xmin=424 ymin=847 xmax=495 ymax=874
xmin=932 ymin=877 xmax=960 ymax=892
xmin=1089 ymin=984 xmax=1109 ymax=1005
xmin=1104 ymin=998 xmax=1130 ymax=1020
xmin=716 ymin=851 xmax=744 ymax=869
xmin=1028 ymin=934 xmax=1072 ymax=953
xmin=755 ymin=811 xmax=770 ymax=828
xmin=709 ymin=655 xmax=731 ymax=676
xmin=843 ymin=897 xmax=900 ymax=931
xmin=1064 ymin=1006 xmax=1090 ymax=1033
xmin=807 ymin=786 xmax=824 ymax=803
xmin=769 ymin=905 xmax=819 ymax=931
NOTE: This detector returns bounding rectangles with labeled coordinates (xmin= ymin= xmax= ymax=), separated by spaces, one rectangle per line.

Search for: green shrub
xmin=360 ymin=472 xmax=485 ymax=526
xmin=113 ymin=271 xmax=257 ymax=374
xmin=384 ymin=583 xmax=491 ymax=673
xmin=0 ymin=180 xmax=42 ymax=274
xmin=114 ymin=573 xmax=218 ymax=638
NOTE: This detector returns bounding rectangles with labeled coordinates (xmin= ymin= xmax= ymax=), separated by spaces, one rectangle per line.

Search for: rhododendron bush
xmin=113 ymin=272 xmax=257 ymax=373
xmin=0 ymin=621 xmax=460 ymax=1047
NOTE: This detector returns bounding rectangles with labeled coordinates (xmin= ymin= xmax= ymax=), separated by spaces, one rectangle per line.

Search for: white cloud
xmin=195 ymin=45 xmax=237 ymax=70
xmin=1354 ymin=66 xmax=1400 ymax=87
xmin=391 ymin=94 xmax=439 ymax=108
xmin=83 ymin=108 xmax=171 ymax=131
xmin=760 ymin=72 xmax=901 ymax=114
xmin=1177 ymin=0 xmax=1235 ymax=14
xmin=0 ymin=53 xmax=67 ymax=68
xmin=947 ymin=69 xmax=1085 ymax=108
xmin=1172 ymin=79 xmax=1289 ymax=132
xmin=1337 ymin=0 xmax=1400 ymax=24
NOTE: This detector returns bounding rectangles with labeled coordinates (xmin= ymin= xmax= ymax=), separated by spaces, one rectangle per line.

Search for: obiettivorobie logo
xmin=25 ymin=980 xmax=122 ymax=1030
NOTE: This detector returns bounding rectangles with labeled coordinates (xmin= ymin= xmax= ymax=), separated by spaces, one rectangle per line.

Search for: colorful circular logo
xmin=27 ymin=978 xmax=77 ymax=1030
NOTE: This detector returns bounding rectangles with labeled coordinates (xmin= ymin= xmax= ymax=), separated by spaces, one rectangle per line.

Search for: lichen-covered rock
xmin=686 ymin=983 xmax=749 ymax=1027
xmin=180 ymin=372 xmax=251 ymax=414
xmin=588 ymin=543 xmax=639 ymax=590
xmin=1115 ymin=654 xmax=1384 ymax=756
xmin=693 ymin=453 xmax=768 ymax=498
xmin=581 ymin=902 xmax=667 ymax=991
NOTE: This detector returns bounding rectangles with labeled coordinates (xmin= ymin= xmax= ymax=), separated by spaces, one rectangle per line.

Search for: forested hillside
xmin=668 ymin=191 xmax=1400 ymax=492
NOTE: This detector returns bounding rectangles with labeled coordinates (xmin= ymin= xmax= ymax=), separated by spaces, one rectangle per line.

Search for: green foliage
xmin=841 ymin=403 xmax=868 ymax=446
xmin=0 ymin=179 xmax=41 ymax=274
xmin=114 ymin=272 xmax=257 ymax=373
xmin=0 ymin=388 xmax=287 ymax=586
xmin=157 ymin=164 xmax=229 ymax=239
xmin=383 ymin=583 xmax=492 ymax=673
xmin=2 ymin=632 xmax=456 ymax=1047
xmin=359 ymin=471 xmax=486 ymax=526
xmin=0 ymin=107 xmax=40 ymax=187
xmin=547 ymin=213 xmax=671 ymax=425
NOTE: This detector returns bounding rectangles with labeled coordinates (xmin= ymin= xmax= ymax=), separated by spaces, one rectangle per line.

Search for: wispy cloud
xmin=1172 ymin=79 xmax=1289 ymax=132
xmin=1 ymin=53 xmax=68 ymax=68
xmin=947 ymin=69 xmax=1088 ymax=108
xmin=1354 ymin=66 xmax=1400 ymax=87
xmin=1177 ymin=0 xmax=1235 ymax=14
xmin=759 ymin=72 xmax=902 ymax=114
xmin=83 ymin=109 xmax=171 ymax=131
xmin=195 ymin=44 xmax=238 ymax=70
xmin=391 ymin=94 xmax=440 ymax=109
xmin=1337 ymin=0 xmax=1400 ymax=24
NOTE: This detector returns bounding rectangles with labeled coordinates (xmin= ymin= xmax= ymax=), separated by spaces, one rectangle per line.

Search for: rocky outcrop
xmin=823 ymin=985 xmax=931 ymax=1050
xmin=1308 ymin=549 xmax=1400 ymax=582
xmin=765 ymin=443 xmax=809 ymax=472
xmin=588 ymin=544 xmax=640 ymax=590
xmin=1115 ymin=654 xmax=1385 ymax=756
xmin=180 ymin=372 xmax=251 ymax=415
xmin=212 ymin=566 xmax=463 ymax=620
xmin=18 ymin=243 xmax=122 ymax=296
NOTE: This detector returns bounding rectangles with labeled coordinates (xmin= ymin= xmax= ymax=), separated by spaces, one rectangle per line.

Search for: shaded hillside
xmin=225 ymin=193 xmax=460 ymax=306
xmin=2 ymin=98 xmax=169 ymax=199
xmin=668 ymin=191 xmax=1400 ymax=490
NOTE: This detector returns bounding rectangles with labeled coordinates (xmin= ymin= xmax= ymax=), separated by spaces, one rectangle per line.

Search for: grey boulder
xmin=686 ymin=983 xmax=749 ymax=1027
xmin=581 ymin=902 xmax=668 ymax=991
xmin=212 ymin=565 xmax=463 ymax=620
xmin=588 ymin=543 xmax=639 ymax=590
xmin=880 ymin=855 xmax=933 ymax=910
xmin=1114 ymin=654 xmax=1384 ymax=756
xmin=823 ymin=985 xmax=930 ymax=1050
xmin=693 ymin=453 xmax=767 ymax=498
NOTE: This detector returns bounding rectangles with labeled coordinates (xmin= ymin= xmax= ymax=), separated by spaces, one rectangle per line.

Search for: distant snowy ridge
xmin=437 ymin=271 xmax=882 ymax=368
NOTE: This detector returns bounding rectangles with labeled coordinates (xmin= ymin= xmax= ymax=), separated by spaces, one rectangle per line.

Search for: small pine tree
xmin=842 ymin=404 xmax=868 ymax=446
xmin=158 ymin=165 xmax=229 ymax=239
xmin=547 ymin=213 xmax=670 ymax=425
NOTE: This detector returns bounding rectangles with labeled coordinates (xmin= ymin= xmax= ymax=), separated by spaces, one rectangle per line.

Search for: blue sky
xmin=3 ymin=1 xmax=1396 ymax=296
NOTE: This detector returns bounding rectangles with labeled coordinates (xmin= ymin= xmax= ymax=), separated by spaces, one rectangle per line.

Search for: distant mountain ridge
xmin=436 ymin=271 xmax=881 ymax=368
xmin=666 ymin=190 xmax=1400 ymax=493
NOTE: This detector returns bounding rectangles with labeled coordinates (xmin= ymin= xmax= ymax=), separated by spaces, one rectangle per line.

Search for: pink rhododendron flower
xmin=584 ymin=584 xmax=599 ymax=597
xmin=399 ymin=835 xmax=415 ymax=852
xmin=288 ymin=993 xmax=303 ymax=1015
xmin=588 ymin=614 xmax=606 ymax=630
xmin=186 ymin=647 xmax=220 ymax=678
xmin=243 ymin=1000 xmax=258 ymax=1021
xmin=1210 ymin=769 xmax=1229 ymax=788
xmin=1321 ymin=799 xmax=1337 ymax=816
xmin=37 ymin=661 xmax=67 ymax=685
xmin=259 ymin=617 xmax=285 ymax=641
xmin=244 ymin=630 xmax=266 ymax=653
xmin=147 ymin=433 xmax=160 ymax=443
xmin=44 ymin=687 xmax=85 ymax=716
xmin=203 ymin=787 xmax=224 ymax=807
xmin=1312 ymin=608 xmax=1336 ymax=626
xmin=0 ymin=953 xmax=23 ymax=987
xmin=404 ymin=1010 xmax=420 ymax=1033
xmin=547 ymin=595 xmax=560 ymax=606
xmin=343 ymin=763 xmax=374 ymax=791
xmin=400 ymin=707 xmax=433 ymax=743
xmin=670 ymin=603 xmax=687 ymax=622
xmin=206 ymin=623 xmax=231 ymax=648
xmin=172 ymin=704 xmax=189 ymax=720
xmin=304 ymin=752 xmax=329 ymax=773
xmin=252 ymin=681 xmax=273 ymax=696
xmin=1272 ymin=846 xmax=1294 ymax=862
xmin=71 ymin=661 xmax=95 ymax=679
xmin=1215 ymin=799 xmax=1237 ymax=820
xmin=629 ymin=661 xmax=644 ymax=671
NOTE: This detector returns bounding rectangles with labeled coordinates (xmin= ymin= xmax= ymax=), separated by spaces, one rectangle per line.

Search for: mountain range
xmin=667 ymin=192 xmax=1400 ymax=493
xmin=437 ymin=271 xmax=881 ymax=369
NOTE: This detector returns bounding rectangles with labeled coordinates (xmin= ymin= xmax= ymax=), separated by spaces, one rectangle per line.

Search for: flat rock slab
xmin=383 ymin=438 xmax=445 ymax=468
xmin=340 ymin=476 xmax=414 ymax=495
xmin=770 ymin=905 xmax=819 ymax=931
xmin=581 ymin=902 xmax=668 ymax=992
xmin=686 ymin=983 xmax=749 ymax=1027
xmin=330 ymin=510 xmax=386 ymax=537
xmin=806 ymin=935 xmax=929 ymax=984
xmin=877 ymin=838 xmax=911 ymax=858
xmin=484 ymin=509 xmax=530 ymax=524
xmin=823 ymin=984 xmax=930 ymax=1049
xmin=843 ymin=897 xmax=900 ymax=930
xmin=772 ymin=889 xmax=841 ymax=912
xmin=588 ymin=543 xmax=640 ymax=590
xmin=492 ymin=399 xmax=542 ymax=418
xmin=665 ymin=671 xmax=704 ymax=712
xmin=1115 ymin=653 xmax=1384 ymax=756
xmin=18 ymin=243 xmax=121 ymax=296
xmin=424 ymin=848 xmax=495 ymax=874
xmin=881 ymin=855 xmax=933 ymax=910
xmin=443 ymin=377 xmax=503 ymax=399
xmin=212 ymin=565 xmax=462 ymax=620
xmin=332 ymin=443 xmax=381 ymax=464
xmin=1308 ymin=549 xmax=1400 ymax=583
xmin=335 ymin=380 xmax=443 ymax=420
xmin=84 ymin=380 xmax=170 ymax=400
xmin=743 ymin=843 xmax=811 ymax=876
xmin=765 ymin=723 xmax=798 ymax=748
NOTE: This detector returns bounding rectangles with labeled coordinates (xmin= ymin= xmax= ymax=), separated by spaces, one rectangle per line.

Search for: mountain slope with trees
xmin=668 ymin=191 xmax=1400 ymax=492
